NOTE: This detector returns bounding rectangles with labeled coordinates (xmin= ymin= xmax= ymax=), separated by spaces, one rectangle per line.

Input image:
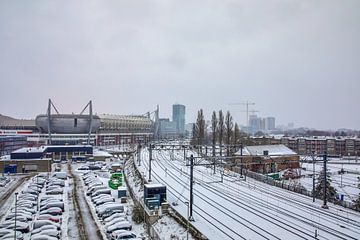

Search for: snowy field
xmin=138 ymin=147 xmax=360 ymax=240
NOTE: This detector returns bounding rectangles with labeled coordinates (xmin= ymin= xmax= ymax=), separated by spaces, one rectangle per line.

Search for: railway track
xmin=142 ymin=149 xmax=360 ymax=239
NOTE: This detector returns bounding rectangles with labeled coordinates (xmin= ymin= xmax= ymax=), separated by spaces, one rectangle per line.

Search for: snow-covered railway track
xmin=144 ymin=151 xmax=308 ymax=239
xmin=153 ymin=152 xmax=322 ymax=239
xmin=141 ymin=149 xmax=360 ymax=239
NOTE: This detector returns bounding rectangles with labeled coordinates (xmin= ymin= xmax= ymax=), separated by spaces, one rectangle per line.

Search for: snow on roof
xmin=11 ymin=147 xmax=46 ymax=153
xmin=93 ymin=150 xmax=112 ymax=157
xmin=144 ymin=183 xmax=166 ymax=188
xmin=236 ymin=144 xmax=297 ymax=156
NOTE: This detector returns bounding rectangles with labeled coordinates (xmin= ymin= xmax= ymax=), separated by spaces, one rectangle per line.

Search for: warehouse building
xmin=232 ymin=144 xmax=300 ymax=174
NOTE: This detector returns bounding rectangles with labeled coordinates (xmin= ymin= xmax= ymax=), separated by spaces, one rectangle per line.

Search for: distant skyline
xmin=0 ymin=1 xmax=359 ymax=130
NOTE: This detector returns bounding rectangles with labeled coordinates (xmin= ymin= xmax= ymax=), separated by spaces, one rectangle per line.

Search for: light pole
xmin=185 ymin=201 xmax=189 ymax=240
xmin=14 ymin=192 xmax=18 ymax=240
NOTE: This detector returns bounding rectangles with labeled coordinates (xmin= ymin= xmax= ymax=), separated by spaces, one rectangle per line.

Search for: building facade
xmin=172 ymin=104 xmax=185 ymax=135
xmin=251 ymin=136 xmax=360 ymax=156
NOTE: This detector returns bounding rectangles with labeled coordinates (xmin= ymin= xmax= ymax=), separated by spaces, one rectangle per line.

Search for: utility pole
xmin=312 ymin=151 xmax=315 ymax=203
xmin=240 ymin=142 xmax=243 ymax=178
xmin=322 ymin=152 xmax=329 ymax=209
xmin=148 ymin=144 xmax=152 ymax=182
xmin=14 ymin=192 xmax=18 ymax=239
xmin=137 ymin=143 xmax=141 ymax=166
xmin=189 ymin=154 xmax=194 ymax=221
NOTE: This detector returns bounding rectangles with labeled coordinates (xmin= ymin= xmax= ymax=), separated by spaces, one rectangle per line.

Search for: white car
xmin=106 ymin=221 xmax=132 ymax=233
xmin=111 ymin=230 xmax=138 ymax=240
xmin=102 ymin=212 xmax=126 ymax=223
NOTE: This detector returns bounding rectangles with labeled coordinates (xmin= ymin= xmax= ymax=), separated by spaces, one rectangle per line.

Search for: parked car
xmin=51 ymin=172 xmax=67 ymax=180
xmin=0 ymin=221 xmax=30 ymax=233
xmin=106 ymin=221 xmax=132 ymax=233
xmin=92 ymin=193 xmax=112 ymax=202
xmin=36 ymin=214 xmax=61 ymax=223
xmin=102 ymin=212 xmax=126 ymax=222
xmin=104 ymin=217 xmax=127 ymax=229
xmin=32 ymin=220 xmax=60 ymax=231
xmin=31 ymin=225 xmax=58 ymax=236
xmin=46 ymin=189 xmax=63 ymax=195
xmin=39 ymin=207 xmax=63 ymax=216
xmin=111 ymin=230 xmax=137 ymax=240
xmin=40 ymin=202 xmax=64 ymax=212
xmin=87 ymin=185 xmax=107 ymax=196
xmin=95 ymin=197 xmax=115 ymax=206
xmin=0 ymin=230 xmax=23 ymax=240
xmin=30 ymin=235 xmax=58 ymax=240
xmin=97 ymin=204 xmax=125 ymax=217
xmin=31 ymin=229 xmax=60 ymax=239
xmin=91 ymin=189 xmax=111 ymax=198
xmin=6 ymin=212 xmax=32 ymax=221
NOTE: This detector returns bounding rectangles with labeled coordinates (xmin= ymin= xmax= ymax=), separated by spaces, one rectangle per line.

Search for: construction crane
xmin=228 ymin=101 xmax=255 ymax=127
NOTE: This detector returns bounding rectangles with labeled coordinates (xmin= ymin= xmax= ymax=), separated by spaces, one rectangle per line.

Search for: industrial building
xmin=1 ymin=145 xmax=93 ymax=173
xmin=232 ymin=144 xmax=300 ymax=174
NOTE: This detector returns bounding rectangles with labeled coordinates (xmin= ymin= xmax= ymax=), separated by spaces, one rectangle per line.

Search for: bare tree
xmin=217 ymin=110 xmax=225 ymax=156
xmin=233 ymin=123 xmax=240 ymax=144
xmin=225 ymin=111 xmax=234 ymax=156
xmin=195 ymin=109 xmax=206 ymax=146
xmin=211 ymin=111 xmax=217 ymax=157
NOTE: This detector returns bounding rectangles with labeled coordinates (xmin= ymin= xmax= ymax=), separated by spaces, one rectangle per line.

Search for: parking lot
xmin=0 ymin=159 xmax=146 ymax=240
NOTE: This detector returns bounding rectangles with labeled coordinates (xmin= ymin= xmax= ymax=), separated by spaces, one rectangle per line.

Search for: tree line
xmin=191 ymin=109 xmax=247 ymax=156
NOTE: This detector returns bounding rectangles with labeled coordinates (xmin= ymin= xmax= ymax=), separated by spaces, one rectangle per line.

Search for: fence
xmin=238 ymin=169 xmax=358 ymax=211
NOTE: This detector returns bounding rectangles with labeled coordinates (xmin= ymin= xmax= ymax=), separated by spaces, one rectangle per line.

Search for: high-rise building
xmin=249 ymin=115 xmax=261 ymax=133
xmin=172 ymin=104 xmax=185 ymax=135
xmin=265 ymin=117 xmax=276 ymax=131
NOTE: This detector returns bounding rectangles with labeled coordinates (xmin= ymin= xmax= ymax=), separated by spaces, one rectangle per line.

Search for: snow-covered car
xmin=39 ymin=207 xmax=63 ymax=216
xmin=104 ymin=217 xmax=127 ymax=228
xmin=111 ymin=230 xmax=137 ymax=240
xmin=30 ymin=235 xmax=58 ymax=240
xmin=106 ymin=221 xmax=132 ymax=233
xmin=12 ymin=207 xmax=36 ymax=214
xmin=5 ymin=215 xmax=29 ymax=223
xmin=91 ymin=193 xmax=111 ymax=202
xmin=32 ymin=220 xmax=61 ymax=231
xmin=37 ymin=214 xmax=61 ymax=223
xmin=40 ymin=202 xmax=64 ymax=212
xmin=0 ymin=230 xmax=23 ymax=240
xmin=45 ymin=189 xmax=63 ymax=195
xmin=101 ymin=208 xmax=125 ymax=219
xmin=0 ymin=221 xmax=30 ymax=233
xmin=31 ymin=225 xmax=58 ymax=236
xmin=6 ymin=212 xmax=32 ymax=221
xmin=102 ymin=212 xmax=126 ymax=222
xmin=95 ymin=197 xmax=115 ymax=206
xmin=31 ymin=229 xmax=60 ymax=239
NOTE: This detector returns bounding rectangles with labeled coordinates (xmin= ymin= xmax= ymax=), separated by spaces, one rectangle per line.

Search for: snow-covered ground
xmin=125 ymin=156 xmax=194 ymax=240
xmin=138 ymin=147 xmax=360 ymax=240
xmin=287 ymin=158 xmax=360 ymax=203
xmin=74 ymin=161 xmax=148 ymax=240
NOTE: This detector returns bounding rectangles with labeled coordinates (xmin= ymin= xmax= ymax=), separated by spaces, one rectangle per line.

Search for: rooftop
xmin=236 ymin=144 xmax=297 ymax=156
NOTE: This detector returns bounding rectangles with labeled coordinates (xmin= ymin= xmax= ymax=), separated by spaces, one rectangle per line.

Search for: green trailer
xmin=108 ymin=172 xmax=123 ymax=190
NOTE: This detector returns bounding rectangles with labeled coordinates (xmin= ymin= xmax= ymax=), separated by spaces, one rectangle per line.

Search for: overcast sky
xmin=0 ymin=0 xmax=359 ymax=130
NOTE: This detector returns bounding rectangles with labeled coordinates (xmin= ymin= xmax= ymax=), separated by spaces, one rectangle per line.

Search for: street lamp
xmin=14 ymin=192 xmax=18 ymax=240
xmin=184 ymin=201 xmax=189 ymax=240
